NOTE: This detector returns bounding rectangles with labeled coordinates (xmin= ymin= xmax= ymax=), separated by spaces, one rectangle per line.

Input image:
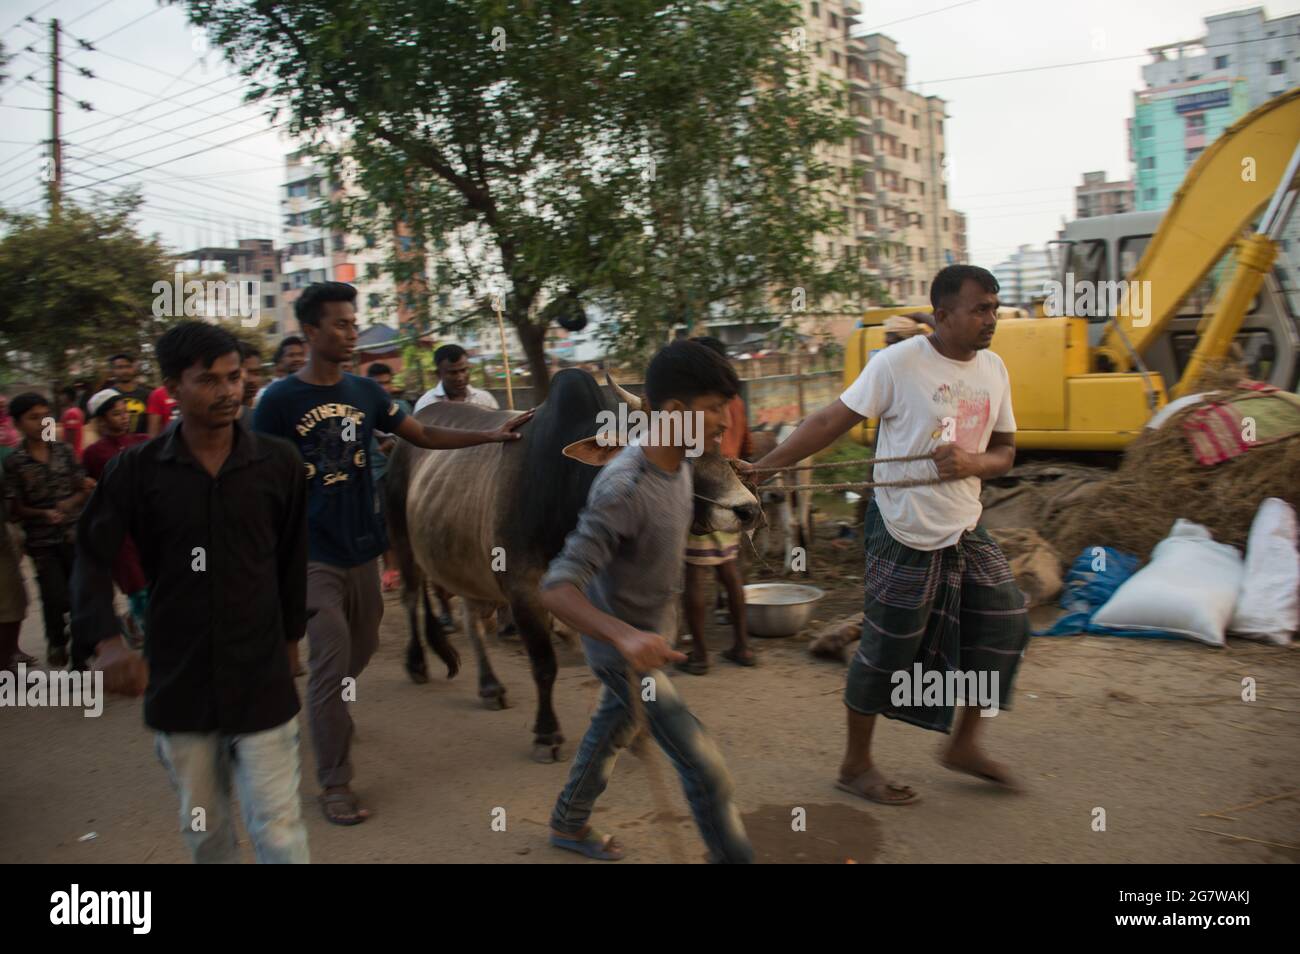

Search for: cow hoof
xmin=406 ymin=667 xmax=429 ymax=685
xmin=531 ymin=742 xmax=567 ymax=764
xmin=480 ymin=688 xmax=509 ymax=710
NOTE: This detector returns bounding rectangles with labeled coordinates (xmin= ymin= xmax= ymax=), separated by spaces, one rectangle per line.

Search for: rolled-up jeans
xmin=551 ymin=655 xmax=752 ymax=864
xmin=155 ymin=716 xmax=310 ymax=864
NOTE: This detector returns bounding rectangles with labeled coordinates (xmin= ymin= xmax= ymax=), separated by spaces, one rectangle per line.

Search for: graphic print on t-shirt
xmin=930 ymin=380 xmax=991 ymax=452
xmin=294 ymin=403 xmax=369 ymax=489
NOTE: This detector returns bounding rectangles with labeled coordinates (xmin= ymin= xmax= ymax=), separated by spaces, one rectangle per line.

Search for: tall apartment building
xmin=1142 ymin=7 xmax=1300 ymax=104
xmin=176 ymin=238 xmax=287 ymax=335
xmin=798 ymin=2 xmax=968 ymax=332
xmin=279 ymin=150 xmax=402 ymax=336
xmin=1131 ymin=78 xmax=1249 ymax=211
xmin=991 ymin=244 xmax=1055 ymax=308
xmin=1076 ymin=171 xmax=1135 ymax=218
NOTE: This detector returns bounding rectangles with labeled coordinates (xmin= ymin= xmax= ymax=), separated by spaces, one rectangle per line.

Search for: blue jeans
xmin=551 ymin=661 xmax=753 ymax=863
xmin=155 ymin=716 xmax=310 ymax=864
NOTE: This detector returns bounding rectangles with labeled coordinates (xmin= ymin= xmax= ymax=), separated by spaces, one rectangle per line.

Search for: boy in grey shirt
xmin=541 ymin=341 xmax=753 ymax=863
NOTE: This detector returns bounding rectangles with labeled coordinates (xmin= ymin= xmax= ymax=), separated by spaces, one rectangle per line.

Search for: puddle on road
xmin=743 ymin=802 xmax=881 ymax=864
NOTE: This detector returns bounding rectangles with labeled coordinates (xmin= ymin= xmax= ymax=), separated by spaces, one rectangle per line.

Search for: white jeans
xmin=155 ymin=716 xmax=309 ymax=864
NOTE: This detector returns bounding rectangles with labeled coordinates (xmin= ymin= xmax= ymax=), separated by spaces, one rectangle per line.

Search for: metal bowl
xmin=743 ymin=583 xmax=825 ymax=638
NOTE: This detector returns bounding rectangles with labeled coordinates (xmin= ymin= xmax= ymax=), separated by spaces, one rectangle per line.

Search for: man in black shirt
xmin=108 ymin=353 xmax=152 ymax=434
xmin=72 ymin=322 xmax=310 ymax=864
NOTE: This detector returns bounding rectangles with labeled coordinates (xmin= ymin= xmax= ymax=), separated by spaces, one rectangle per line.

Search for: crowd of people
xmin=3 ymin=265 xmax=1028 ymax=864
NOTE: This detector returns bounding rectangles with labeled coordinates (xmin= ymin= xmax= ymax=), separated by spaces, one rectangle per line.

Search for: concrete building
xmin=1142 ymin=7 xmax=1300 ymax=105
xmin=175 ymin=239 xmax=286 ymax=335
xmin=1076 ymin=171 xmax=1134 ymax=218
xmin=1131 ymin=78 xmax=1249 ymax=211
xmin=279 ymin=150 xmax=401 ymax=335
xmin=991 ymin=244 xmax=1055 ymax=309
xmin=789 ymin=3 xmax=968 ymax=343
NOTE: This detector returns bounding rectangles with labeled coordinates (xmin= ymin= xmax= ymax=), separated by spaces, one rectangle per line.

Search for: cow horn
xmin=605 ymin=372 xmax=642 ymax=412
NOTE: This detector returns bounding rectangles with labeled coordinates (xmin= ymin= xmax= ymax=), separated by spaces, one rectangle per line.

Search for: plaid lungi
xmin=845 ymin=499 xmax=1029 ymax=732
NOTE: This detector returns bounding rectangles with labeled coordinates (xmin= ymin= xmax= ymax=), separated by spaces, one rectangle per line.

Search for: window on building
xmin=1186 ymin=147 xmax=1203 ymax=164
xmin=810 ymin=1 xmax=819 ymax=14
xmin=1139 ymin=124 xmax=1154 ymax=138
xmin=911 ymin=114 xmax=918 ymax=129
xmin=917 ymin=215 xmax=924 ymax=228
xmin=942 ymin=217 xmax=948 ymax=230
xmin=368 ymin=293 xmax=382 ymax=309
xmin=815 ymin=41 xmax=822 ymax=55
xmin=281 ymin=281 xmax=289 ymax=291
xmin=914 ymin=147 xmax=921 ymax=162
xmin=833 ymin=52 xmax=840 ymax=67
xmin=1214 ymin=55 xmax=1228 ymax=69
xmin=1140 ymin=156 xmax=1155 ymax=170
xmin=1186 ymin=113 xmax=1206 ymax=130
xmin=262 ymin=268 xmax=273 ymax=282
xmin=332 ymin=234 xmax=344 ymax=252
xmin=830 ymin=12 xmax=838 ymax=28
xmin=918 ymin=181 xmax=925 ymax=196
xmin=1143 ymin=187 xmax=1157 ymax=202
xmin=264 ymin=295 xmax=275 ymax=309
xmin=1269 ymin=60 xmax=1285 ymax=75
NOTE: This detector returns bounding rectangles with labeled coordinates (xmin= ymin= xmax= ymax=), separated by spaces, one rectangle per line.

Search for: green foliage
xmin=183 ymin=0 xmax=873 ymax=393
xmin=0 ymin=193 xmax=176 ymax=388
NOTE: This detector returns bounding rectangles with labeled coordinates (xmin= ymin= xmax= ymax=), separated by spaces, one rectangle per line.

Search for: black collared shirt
xmin=71 ymin=420 xmax=308 ymax=734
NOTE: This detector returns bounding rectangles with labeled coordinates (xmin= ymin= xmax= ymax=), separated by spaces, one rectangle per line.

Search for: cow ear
xmin=562 ymin=436 xmax=624 ymax=466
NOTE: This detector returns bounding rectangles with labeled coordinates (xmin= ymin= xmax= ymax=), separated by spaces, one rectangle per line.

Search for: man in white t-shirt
xmin=747 ymin=265 xmax=1029 ymax=804
xmin=413 ymin=344 xmax=500 ymax=413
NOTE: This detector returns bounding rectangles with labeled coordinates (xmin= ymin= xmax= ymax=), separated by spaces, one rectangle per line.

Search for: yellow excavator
xmin=843 ymin=86 xmax=1300 ymax=451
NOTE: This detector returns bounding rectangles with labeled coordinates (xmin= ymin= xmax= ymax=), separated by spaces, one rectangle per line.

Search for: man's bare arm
xmin=749 ymin=400 xmax=864 ymax=479
xmin=394 ymin=408 xmax=534 ymax=450
xmin=933 ymin=430 xmax=1015 ymax=481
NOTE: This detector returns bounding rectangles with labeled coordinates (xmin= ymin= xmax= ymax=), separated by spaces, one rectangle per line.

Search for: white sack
xmin=1229 ymin=497 xmax=1299 ymax=646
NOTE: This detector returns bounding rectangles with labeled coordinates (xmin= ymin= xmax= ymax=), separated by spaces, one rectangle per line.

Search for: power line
xmin=3 ymin=1 xmax=61 ymax=36
xmin=62 ymin=72 xmax=251 ymax=140
xmin=62 ymin=149 xmax=282 ymax=219
xmin=64 ymin=0 xmax=116 ymax=28
xmin=84 ymin=2 xmax=165 ymax=45
xmin=857 ymin=0 xmax=983 ymax=33
xmin=63 ymin=122 xmax=285 ymax=194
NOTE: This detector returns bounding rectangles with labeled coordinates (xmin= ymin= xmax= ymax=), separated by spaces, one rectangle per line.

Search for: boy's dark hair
xmin=155 ymin=321 xmax=241 ymax=381
xmin=295 ymin=281 xmax=357 ymax=327
xmin=434 ymin=344 xmax=466 ymax=366
xmin=930 ymin=264 xmax=999 ymax=311
xmin=367 ymin=362 xmax=393 ymax=377
xmin=689 ymin=335 xmax=728 ymax=359
xmin=644 ymin=340 xmax=739 ymax=409
xmin=238 ymin=341 xmax=261 ymax=362
xmin=9 ymin=392 xmax=50 ymax=421
xmin=272 ymin=335 xmax=304 ymax=364
xmin=108 ymin=353 xmax=134 ymax=365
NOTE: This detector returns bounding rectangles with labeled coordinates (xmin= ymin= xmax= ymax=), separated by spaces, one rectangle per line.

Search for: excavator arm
xmin=1097 ymin=86 xmax=1300 ymax=374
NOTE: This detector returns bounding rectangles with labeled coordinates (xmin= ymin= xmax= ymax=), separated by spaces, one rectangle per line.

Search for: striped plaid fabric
xmin=845 ymin=500 xmax=1030 ymax=732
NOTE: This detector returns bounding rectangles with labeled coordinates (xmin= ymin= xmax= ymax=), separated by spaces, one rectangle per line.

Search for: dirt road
xmin=3 ymin=535 xmax=1299 ymax=864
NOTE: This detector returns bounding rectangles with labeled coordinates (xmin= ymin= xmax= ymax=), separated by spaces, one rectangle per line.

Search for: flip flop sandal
xmin=319 ymin=792 xmax=370 ymax=826
xmin=675 ymin=656 xmax=709 ymax=675
xmin=835 ymin=768 xmax=920 ymax=805
xmin=721 ymin=648 xmax=757 ymax=667
xmin=550 ymin=830 xmax=624 ymax=861
xmin=940 ymin=758 xmax=1022 ymax=792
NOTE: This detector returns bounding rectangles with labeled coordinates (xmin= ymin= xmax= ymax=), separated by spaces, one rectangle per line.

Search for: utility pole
xmin=48 ymin=18 xmax=62 ymax=217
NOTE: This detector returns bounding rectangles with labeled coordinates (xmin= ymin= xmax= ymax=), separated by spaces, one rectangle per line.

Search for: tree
xmin=0 ymin=194 xmax=176 ymax=390
xmin=183 ymin=0 xmax=864 ymax=396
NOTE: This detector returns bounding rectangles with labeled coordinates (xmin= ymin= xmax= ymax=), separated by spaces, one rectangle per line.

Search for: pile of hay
xmin=1047 ymin=388 xmax=1300 ymax=565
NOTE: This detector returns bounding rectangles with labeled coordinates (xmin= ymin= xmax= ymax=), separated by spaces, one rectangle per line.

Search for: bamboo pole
xmin=493 ymin=295 xmax=515 ymax=410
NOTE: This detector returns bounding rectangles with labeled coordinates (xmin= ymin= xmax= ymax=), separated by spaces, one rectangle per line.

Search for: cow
xmin=385 ymin=367 xmax=763 ymax=762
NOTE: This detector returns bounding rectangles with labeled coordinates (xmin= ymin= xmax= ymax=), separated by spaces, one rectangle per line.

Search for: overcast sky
xmin=1 ymin=0 xmax=1298 ymax=269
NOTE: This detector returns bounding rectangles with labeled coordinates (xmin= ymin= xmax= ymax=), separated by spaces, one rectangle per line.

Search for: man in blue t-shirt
xmin=254 ymin=282 xmax=532 ymax=826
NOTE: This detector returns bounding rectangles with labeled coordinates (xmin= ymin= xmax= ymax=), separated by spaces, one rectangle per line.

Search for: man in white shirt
xmin=747 ymin=265 xmax=1028 ymax=804
xmin=413 ymin=344 xmax=499 ymax=412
